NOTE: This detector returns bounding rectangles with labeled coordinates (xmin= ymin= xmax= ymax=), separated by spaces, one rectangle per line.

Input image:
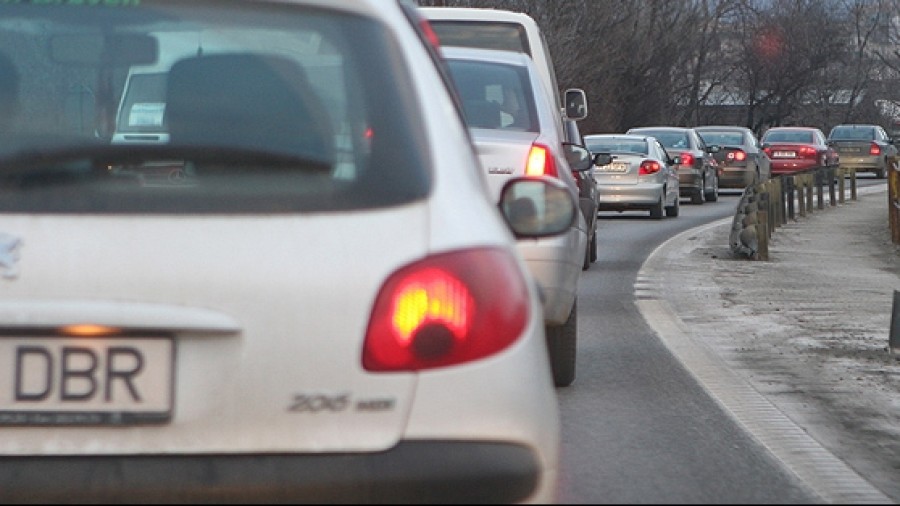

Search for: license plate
xmin=0 ymin=337 xmax=174 ymax=425
xmin=840 ymin=147 xmax=861 ymax=153
xmin=598 ymin=162 xmax=628 ymax=173
xmin=773 ymin=151 xmax=795 ymax=158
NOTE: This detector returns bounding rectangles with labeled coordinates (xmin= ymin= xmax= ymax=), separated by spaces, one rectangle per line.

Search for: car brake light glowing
xmin=870 ymin=143 xmax=881 ymax=156
xmin=526 ymin=143 xmax=559 ymax=178
xmin=727 ymin=150 xmax=747 ymax=162
xmin=639 ymin=160 xmax=661 ymax=175
xmin=363 ymin=248 xmax=530 ymax=372
xmin=798 ymin=146 xmax=817 ymax=158
xmin=680 ymin=152 xmax=695 ymax=166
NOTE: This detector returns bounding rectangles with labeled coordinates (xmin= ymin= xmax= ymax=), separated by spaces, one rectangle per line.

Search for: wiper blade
xmin=0 ymin=144 xmax=333 ymax=176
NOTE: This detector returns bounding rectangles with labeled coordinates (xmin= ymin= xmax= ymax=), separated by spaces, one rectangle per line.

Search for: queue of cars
xmin=1 ymin=0 xmax=896 ymax=502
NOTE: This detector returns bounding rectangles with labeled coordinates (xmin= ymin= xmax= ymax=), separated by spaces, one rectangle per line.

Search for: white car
xmin=0 ymin=1 xmax=570 ymax=502
xmin=441 ymin=46 xmax=593 ymax=388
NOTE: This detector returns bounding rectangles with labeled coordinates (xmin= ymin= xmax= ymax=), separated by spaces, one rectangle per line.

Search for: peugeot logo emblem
xmin=0 ymin=233 xmax=22 ymax=280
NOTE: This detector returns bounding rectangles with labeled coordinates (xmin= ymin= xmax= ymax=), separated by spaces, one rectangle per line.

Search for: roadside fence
xmin=730 ymin=166 xmax=860 ymax=260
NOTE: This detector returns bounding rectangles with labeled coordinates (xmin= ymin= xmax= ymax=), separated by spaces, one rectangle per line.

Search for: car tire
xmin=650 ymin=196 xmax=664 ymax=219
xmin=691 ymin=187 xmax=704 ymax=205
xmin=876 ymin=167 xmax=886 ymax=179
xmin=704 ymin=174 xmax=719 ymax=202
xmin=665 ymin=193 xmax=679 ymax=217
xmin=546 ymin=300 xmax=577 ymax=388
xmin=589 ymin=227 xmax=598 ymax=263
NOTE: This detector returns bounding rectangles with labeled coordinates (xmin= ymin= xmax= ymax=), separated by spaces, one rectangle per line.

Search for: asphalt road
xmin=556 ymin=177 xmax=892 ymax=504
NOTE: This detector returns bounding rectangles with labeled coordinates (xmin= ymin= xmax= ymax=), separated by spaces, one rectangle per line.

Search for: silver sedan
xmin=584 ymin=134 xmax=681 ymax=219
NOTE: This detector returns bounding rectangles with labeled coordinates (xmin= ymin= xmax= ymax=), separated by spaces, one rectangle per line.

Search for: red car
xmin=760 ymin=126 xmax=839 ymax=175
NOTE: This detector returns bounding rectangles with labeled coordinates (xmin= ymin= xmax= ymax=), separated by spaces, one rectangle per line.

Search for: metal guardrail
xmin=730 ymin=166 xmax=858 ymax=260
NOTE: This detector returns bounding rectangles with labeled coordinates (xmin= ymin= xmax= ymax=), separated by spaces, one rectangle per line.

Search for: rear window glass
xmin=829 ymin=126 xmax=875 ymax=141
xmin=0 ymin=2 xmax=430 ymax=214
xmin=585 ymin=138 xmax=648 ymax=155
xmin=429 ymin=21 xmax=531 ymax=55
xmin=762 ymin=130 xmax=814 ymax=143
xmin=697 ymin=131 xmax=744 ymax=147
xmin=446 ymin=59 xmax=538 ymax=133
xmin=633 ymin=131 xmax=689 ymax=150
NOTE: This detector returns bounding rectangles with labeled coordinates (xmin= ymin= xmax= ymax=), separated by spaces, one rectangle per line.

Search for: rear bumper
xmin=597 ymin=184 xmax=664 ymax=210
xmin=0 ymin=441 xmax=541 ymax=504
xmin=770 ymin=160 xmax=817 ymax=175
xmin=719 ymin=166 xmax=755 ymax=188
xmin=677 ymin=169 xmax=702 ymax=194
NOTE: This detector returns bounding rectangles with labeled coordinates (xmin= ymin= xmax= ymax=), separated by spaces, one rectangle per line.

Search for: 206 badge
xmin=0 ymin=233 xmax=21 ymax=280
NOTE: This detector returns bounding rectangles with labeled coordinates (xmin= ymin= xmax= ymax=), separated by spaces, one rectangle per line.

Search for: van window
xmin=429 ymin=21 xmax=531 ymax=55
xmin=116 ymin=73 xmax=167 ymax=134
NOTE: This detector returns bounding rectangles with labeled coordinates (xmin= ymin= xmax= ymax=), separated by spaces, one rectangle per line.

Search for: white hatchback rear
xmin=0 ymin=0 xmax=563 ymax=502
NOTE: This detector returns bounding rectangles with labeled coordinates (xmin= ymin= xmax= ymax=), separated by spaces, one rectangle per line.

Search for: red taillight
xmin=680 ymin=152 xmax=695 ymax=166
xmin=763 ymin=146 xmax=772 ymax=157
xmin=639 ymin=160 xmax=661 ymax=175
xmin=727 ymin=149 xmax=747 ymax=162
xmin=870 ymin=143 xmax=881 ymax=156
xmin=363 ymin=248 xmax=531 ymax=372
xmin=798 ymin=146 xmax=817 ymax=158
xmin=525 ymin=143 xmax=559 ymax=178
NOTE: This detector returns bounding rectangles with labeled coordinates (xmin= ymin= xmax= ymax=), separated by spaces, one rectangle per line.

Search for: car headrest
xmin=166 ymin=53 xmax=334 ymax=165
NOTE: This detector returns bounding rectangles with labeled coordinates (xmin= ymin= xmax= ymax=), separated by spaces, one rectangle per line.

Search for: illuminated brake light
xmin=639 ymin=160 xmax=661 ymax=175
xmin=680 ymin=152 xmax=695 ymax=166
xmin=525 ymin=143 xmax=559 ymax=178
xmin=870 ymin=143 xmax=881 ymax=156
xmin=727 ymin=150 xmax=747 ymax=162
xmin=363 ymin=248 xmax=530 ymax=372
xmin=798 ymin=146 xmax=817 ymax=158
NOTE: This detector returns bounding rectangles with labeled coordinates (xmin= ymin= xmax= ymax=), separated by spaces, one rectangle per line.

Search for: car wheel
xmin=665 ymin=192 xmax=679 ymax=217
xmin=546 ymin=299 xmax=577 ymax=388
xmin=876 ymin=166 xmax=886 ymax=179
xmin=691 ymin=187 xmax=704 ymax=205
xmin=704 ymin=173 xmax=719 ymax=202
xmin=650 ymin=196 xmax=664 ymax=219
xmin=589 ymin=227 xmax=598 ymax=263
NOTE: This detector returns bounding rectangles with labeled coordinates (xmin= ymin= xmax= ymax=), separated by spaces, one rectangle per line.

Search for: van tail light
xmin=639 ymin=160 xmax=661 ymax=175
xmin=798 ymin=146 xmax=817 ymax=159
xmin=363 ymin=248 xmax=531 ymax=372
xmin=870 ymin=143 xmax=881 ymax=156
xmin=727 ymin=149 xmax=747 ymax=162
xmin=525 ymin=143 xmax=559 ymax=178
xmin=679 ymin=152 xmax=695 ymax=166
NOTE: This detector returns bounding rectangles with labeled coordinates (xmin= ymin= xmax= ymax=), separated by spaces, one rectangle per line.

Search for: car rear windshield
xmin=697 ymin=131 xmax=744 ymax=147
xmin=429 ymin=21 xmax=531 ymax=55
xmin=634 ymin=131 xmax=689 ymax=150
xmin=585 ymin=138 xmax=648 ymax=155
xmin=0 ymin=1 xmax=430 ymax=214
xmin=762 ymin=130 xmax=814 ymax=143
xmin=445 ymin=59 xmax=539 ymax=133
xmin=829 ymin=126 xmax=875 ymax=141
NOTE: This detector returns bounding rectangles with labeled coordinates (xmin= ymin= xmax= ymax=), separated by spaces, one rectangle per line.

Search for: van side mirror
xmin=564 ymin=89 xmax=588 ymax=121
xmin=563 ymin=143 xmax=592 ymax=172
xmin=592 ymin=152 xmax=612 ymax=167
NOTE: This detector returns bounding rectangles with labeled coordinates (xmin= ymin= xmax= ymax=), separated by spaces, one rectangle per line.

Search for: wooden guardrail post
xmin=889 ymin=163 xmax=900 ymax=245
xmin=850 ymin=168 xmax=858 ymax=201
xmin=828 ymin=166 xmax=837 ymax=206
xmin=775 ymin=176 xmax=784 ymax=226
xmin=838 ymin=167 xmax=846 ymax=204
xmin=797 ymin=175 xmax=806 ymax=218
xmin=786 ymin=175 xmax=796 ymax=220
xmin=816 ymin=169 xmax=825 ymax=210
xmin=806 ymin=173 xmax=815 ymax=213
